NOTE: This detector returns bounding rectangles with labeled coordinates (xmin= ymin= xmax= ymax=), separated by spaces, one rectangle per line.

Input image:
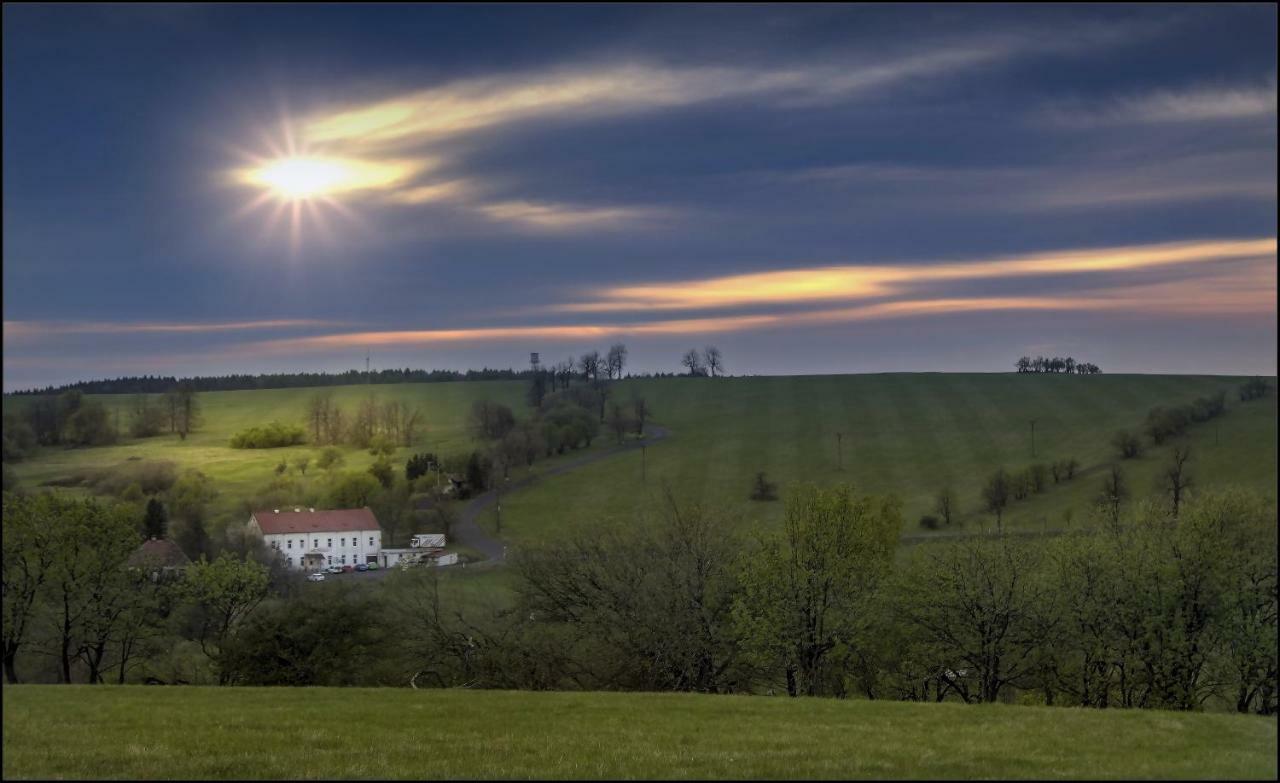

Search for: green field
xmin=494 ymin=373 xmax=1278 ymax=544
xmin=2 ymin=686 xmax=1275 ymax=779
xmin=5 ymin=373 xmax=1276 ymax=545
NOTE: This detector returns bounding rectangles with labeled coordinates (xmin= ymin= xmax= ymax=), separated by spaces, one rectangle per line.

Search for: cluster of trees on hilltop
xmin=680 ymin=346 xmax=724 ymax=377
xmin=1015 ymin=356 xmax=1101 ymax=374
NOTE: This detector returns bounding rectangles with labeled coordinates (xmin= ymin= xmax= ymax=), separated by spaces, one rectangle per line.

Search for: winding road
xmin=444 ymin=425 xmax=670 ymax=565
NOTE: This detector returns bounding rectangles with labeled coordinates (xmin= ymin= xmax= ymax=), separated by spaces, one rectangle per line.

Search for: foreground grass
xmin=3 ymin=687 xmax=1275 ymax=780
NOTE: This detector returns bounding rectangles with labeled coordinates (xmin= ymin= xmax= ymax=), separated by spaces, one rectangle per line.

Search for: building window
xmin=327 ymin=538 xmax=332 ymax=547
xmin=327 ymin=556 xmax=332 ymax=565
xmin=369 ymin=537 xmax=374 ymax=546
xmin=287 ymin=540 xmax=292 ymax=549
xmin=341 ymin=538 xmax=346 ymax=547
xmin=313 ymin=539 xmax=318 ymax=548
xmin=341 ymin=555 xmax=346 ymax=565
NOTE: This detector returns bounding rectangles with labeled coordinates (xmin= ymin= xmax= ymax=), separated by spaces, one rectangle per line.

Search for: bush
xmin=1144 ymin=407 xmax=1189 ymax=446
xmin=368 ymin=434 xmax=395 ymax=457
xmin=749 ymin=472 xmax=778 ymax=501
xmin=368 ymin=458 xmax=395 ymax=489
xmin=405 ymin=452 xmax=437 ymax=482
xmin=1112 ymin=430 xmax=1142 ymax=459
xmin=316 ymin=447 xmax=345 ymax=471
xmin=1239 ymin=377 xmax=1269 ymax=402
xmin=1190 ymin=392 xmax=1226 ymax=422
xmin=328 ymin=473 xmax=381 ymax=508
xmin=1028 ymin=464 xmax=1049 ymax=494
xmin=230 ymin=422 xmax=307 ymax=449
xmin=918 ymin=515 xmax=940 ymax=530
xmin=89 ymin=459 xmax=178 ymax=496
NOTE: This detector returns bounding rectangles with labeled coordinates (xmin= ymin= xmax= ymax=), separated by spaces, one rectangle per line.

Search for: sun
xmin=239 ymin=155 xmax=416 ymax=202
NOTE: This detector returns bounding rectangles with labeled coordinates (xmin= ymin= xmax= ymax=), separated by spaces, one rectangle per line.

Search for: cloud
xmin=3 ymin=318 xmax=343 ymax=342
xmin=553 ymin=238 xmax=1277 ymax=312
xmin=1039 ymin=78 xmax=1278 ymax=127
xmin=233 ymin=31 xmax=1124 ymax=232
xmin=219 ymin=236 xmax=1275 ymax=357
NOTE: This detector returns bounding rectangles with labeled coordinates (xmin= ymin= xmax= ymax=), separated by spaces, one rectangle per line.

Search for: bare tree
xmin=632 ymin=396 xmax=650 ymax=436
xmin=606 ymin=344 xmax=628 ymax=380
xmin=935 ymin=487 xmax=956 ymax=527
xmin=982 ymin=469 xmax=1010 ymax=531
xmin=704 ymin=346 xmax=723 ymax=378
xmin=681 ymin=349 xmax=704 ymax=377
xmin=579 ymin=351 xmax=602 ymax=383
xmin=1100 ymin=464 xmax=1127 ymax=527
xmin=1163 ymin=445 xmax=1193 ymax=517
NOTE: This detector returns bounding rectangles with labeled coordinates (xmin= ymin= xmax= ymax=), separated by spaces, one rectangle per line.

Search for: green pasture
xmin=5 ymin=374 xmax=1276 ymax=546
xmin=3 ymin=686 xmax=1275 ymax=779
xmin=494 ymin=373 xmax=1277 ymax=544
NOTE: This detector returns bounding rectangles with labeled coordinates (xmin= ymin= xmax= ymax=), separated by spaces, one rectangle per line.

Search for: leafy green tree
xmin=368 ymin=434 xmax=395 ymax=457
xmin=316 ymin=446 xmax=345 ymax=472
xmin=734 ymin=484 xmax=901 ymax=697
xmin=368 ymin=458 xmax=395 ymax=489
xmin=180 ymin=554 xmax=269 ymax=684
xmin=328 ymin=472 xmax=381 ymax=508
xmin=2 ymin=493 xmax=58 ymax=682
xmin=982 ymin=469 xmax=1010 ymax=530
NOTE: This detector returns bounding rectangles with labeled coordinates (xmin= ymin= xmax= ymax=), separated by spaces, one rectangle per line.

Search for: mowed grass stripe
xmin=3 ymin=686 xmax=1275 ymax=780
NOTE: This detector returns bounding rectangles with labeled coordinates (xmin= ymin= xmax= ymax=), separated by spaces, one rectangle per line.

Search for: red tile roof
xmin=127 ymin=538 xmax=192 ymax=569
xmin=251 ymin=507 xmax=381 ymax=535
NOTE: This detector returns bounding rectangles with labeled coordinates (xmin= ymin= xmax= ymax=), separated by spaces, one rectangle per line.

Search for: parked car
xmin=355 ymin=563 xmax=368 ymax=572
xmin=325 ymin=565 xmax=343 ymax=574
xmin=342 ymin=565 xmax=355 ymax=573
xmin=307 ymin=572 xmax=326 ymax=582
xmin=366 ymin=562 xmax=379 ymax=571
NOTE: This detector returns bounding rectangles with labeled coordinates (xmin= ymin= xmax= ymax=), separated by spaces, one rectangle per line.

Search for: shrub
xmin=1239 ymin=376 xmax=1270 ymax=401
xmin=368 ymin=458 xmax=394 ymax=489
xmin=328 ymin=473 xmax=381 ymax=509
xmin=1062 ymin=457 xmax=1079 ymax=480
xmin=1028 ymin=463 xmax=1049 ymax=494
xmin=1144 ymin=407 xmax=1189 ymax=446
xmin=749 ymin=472 xmax=778 ymax=501
xmin=368 ymin=434 xmax=395 ymax=457
xmin=89 ymin=459 xmax=178 ymax=496
xmin=316 ymin=447 xmax=344 ymax=471
xmin=1112 ymin=430 xmax=1142 ymax=459
xmin=229 ymin=422 xmax=307 ymax=449
xmin=918 ymin=515 xmax=940 ymax=530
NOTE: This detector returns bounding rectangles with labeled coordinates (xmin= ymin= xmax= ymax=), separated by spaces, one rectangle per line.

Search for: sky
xmin=2 ymin=3 xmax=1276 ymax=391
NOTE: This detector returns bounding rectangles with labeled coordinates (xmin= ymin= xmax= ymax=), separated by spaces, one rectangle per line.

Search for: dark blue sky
xmin=4 ymin=4 xmax=1276 ymax=390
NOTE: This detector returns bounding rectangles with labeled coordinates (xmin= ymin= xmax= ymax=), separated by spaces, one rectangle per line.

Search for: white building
xmin=247 ymin=507 xmax=382 ymax=570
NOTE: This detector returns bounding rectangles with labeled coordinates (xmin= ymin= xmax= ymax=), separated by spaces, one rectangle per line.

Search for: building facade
xmin=247 ymin=507 xmax=383 ymax=570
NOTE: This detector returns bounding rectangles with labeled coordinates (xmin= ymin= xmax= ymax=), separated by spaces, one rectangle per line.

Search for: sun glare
xmin=240 ymin=156 xmax=412 ymax=201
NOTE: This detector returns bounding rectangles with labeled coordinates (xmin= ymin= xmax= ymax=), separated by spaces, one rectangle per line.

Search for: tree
xmin=632 ymin=396 xmax=650 ymax=436
xmin=1015 ymin=357 xmax=1031 ymax=373
xmin=578 ymin=351 xmax=602 ymax=383
xmin=734 ymin=484 xmax=901 ymax=697
xmin=368 ymin=434 xmax=395 ymax=457
xmin=128 ymin=394 xmax=166 ymax=438
xmin=143 ymin=498 xmax=168 ymax=540
xmin=316 ymin=447 xmax=345 ymax=472
xmin=606 ymin=403 xmax=633 ymax=445
xmin=606 ymin=343 xmax=628 ymax=380
xmin=704 ymin=346 xmax=723 ymax=378
xmin=981 ymin=469 xmax=1010 ymax=531
xmin=64 ymin=400 xmax=117 ymax=446
xmin=171 ymin=382 xmax=201 ymax=440
xmin=2 ymin=493 xmax=57 ymax=682
xmin=1100 ymin=465 xmax=1127 ymax=527
xmin=296 ymin=456 xmax=311 ymax=476
xmin=1112 ymin=430 xmax=1142 ymax=459
xmin=180 ymin=554 xmax=269 ymax=684
xmin=681 ymin=349 xmax=704 ymax=377
xmin=328 ymin=473 xmax=381 ymax=508
xmin=935 ymin=487 xmax=955 ymax=527
xmin=368 ymin=458 xmax=395 ymax=489
xmin=468 ymin=400 xmax=515 ymax=441
xmin=1162 ymin=445 xmax=1193 ymax=518
xmin=895 ymin=535 xmax=1053 ymax=703
xmin=749 ymin=472 xmax=778 ymax=501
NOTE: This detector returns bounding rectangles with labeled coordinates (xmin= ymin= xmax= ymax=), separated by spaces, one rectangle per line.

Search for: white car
xmin=307 ymin=572 xmax=326 ymax=582
xmin=325 ymin=565 xmax=343 ymax=575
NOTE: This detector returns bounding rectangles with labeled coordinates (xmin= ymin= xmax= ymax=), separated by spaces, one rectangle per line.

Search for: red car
xmin=341 ymin=565 xmax=355 ymax=573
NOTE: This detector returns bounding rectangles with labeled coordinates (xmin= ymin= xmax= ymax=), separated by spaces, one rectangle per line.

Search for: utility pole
xmin=640 ymin=440 xmax=647 ymax=482
xmin=494 ymin=482 xmax=501 ymax=534
xmin=1029 ymin=419 xmax=1037 ymax=458
xmin=836 ymin=432 xmax=843 ymax=471
xmin=365 ymin=351 xmax=371 ymax=383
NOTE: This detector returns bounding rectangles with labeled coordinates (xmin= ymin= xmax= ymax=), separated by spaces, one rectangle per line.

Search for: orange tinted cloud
xmin=557 ymin=237 xmax=1277 ymax=312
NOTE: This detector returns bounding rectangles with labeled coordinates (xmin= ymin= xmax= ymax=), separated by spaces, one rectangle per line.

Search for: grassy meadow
xmin=493 ymin=373 xmax=1277 ymax=545
xmin=4 ymin=373 xmax=1276 ymax=547
xmin=3 ymin=686 xmax=1276 ymax=780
